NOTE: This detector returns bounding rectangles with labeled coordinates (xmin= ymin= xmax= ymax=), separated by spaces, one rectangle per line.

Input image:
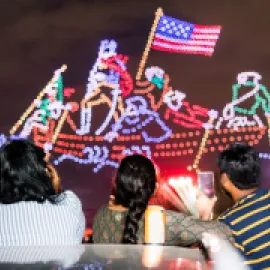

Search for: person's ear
xmin=221 ymin=173 xmax=231 ymax=190
xmin=47 ymin=164 xmax=61 ymax=193
xmin=153 ymin=182 xmax=159 ymax=195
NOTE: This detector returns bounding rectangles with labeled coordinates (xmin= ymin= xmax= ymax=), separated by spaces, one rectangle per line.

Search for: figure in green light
xmin=216 ymin=72 xmax=269 ymax=129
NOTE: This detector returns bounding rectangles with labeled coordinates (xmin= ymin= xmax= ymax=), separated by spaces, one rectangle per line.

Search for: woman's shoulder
xmin=57 ymin=190 xmax=82 ymax=209
xmin=93 ymin=205 xmax=127 ymax=224
xmin=94 ymin=204 xmax=127 ymax=218
xmin=165 ymin=210 xmax=187 ymax=218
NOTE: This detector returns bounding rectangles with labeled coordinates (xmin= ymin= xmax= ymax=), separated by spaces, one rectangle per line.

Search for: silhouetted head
xmin=217 ymin=142 xmax=261 ymax=201
xmin=0 ymin=139 xmax=60 ymax=204
xmin=114 ymin=154 xmax=156 ymax=244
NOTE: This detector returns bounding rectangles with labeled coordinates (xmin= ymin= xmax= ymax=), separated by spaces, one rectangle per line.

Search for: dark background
xmin=1 ymin=0 xmax=270 ymax=227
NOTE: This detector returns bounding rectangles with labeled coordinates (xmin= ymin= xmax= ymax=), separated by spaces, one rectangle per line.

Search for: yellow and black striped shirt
xmin=219 ymin=188 xmax=270 ymax=269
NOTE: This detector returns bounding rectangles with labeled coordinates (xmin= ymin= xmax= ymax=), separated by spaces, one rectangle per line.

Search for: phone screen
xmin=198 ymin=172 xmax=215 ymax=198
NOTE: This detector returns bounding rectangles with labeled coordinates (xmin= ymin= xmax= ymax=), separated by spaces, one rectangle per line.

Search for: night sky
xmin=1 ymin=0 xmax=270 ymax=226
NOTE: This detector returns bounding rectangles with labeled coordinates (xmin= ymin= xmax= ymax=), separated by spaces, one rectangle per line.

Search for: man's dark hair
xmin=217 ymin=142 xmax=261 ymax=189
xmin=0 ymin=139 xmax=60 ymax=204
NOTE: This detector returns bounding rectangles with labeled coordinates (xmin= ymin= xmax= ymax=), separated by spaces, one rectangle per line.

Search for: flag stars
xmin=162 ymin=19 xmax=168 ymax=24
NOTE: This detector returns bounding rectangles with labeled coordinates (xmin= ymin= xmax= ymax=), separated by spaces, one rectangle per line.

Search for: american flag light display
xmin=152 ymin=15 xmax=221 ymax=56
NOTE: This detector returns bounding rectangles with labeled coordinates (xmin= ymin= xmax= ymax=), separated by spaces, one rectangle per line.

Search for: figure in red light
xmin=101 ymin=54 xmax=134 ymax=97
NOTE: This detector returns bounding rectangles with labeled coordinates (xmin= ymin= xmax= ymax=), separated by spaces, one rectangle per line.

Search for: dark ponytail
xmin=114 ymin=155 xmax=156 ymax=244
xmin=122 ymin=193 xmax=148 ymax=243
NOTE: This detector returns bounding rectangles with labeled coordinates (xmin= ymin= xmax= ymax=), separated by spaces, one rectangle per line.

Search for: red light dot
xmin=218 ymin=146 xmax=224 ymax=151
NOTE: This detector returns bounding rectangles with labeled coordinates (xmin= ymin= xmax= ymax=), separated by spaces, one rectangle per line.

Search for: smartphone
xmin=198 ymin=171 xmax=215 ymax=198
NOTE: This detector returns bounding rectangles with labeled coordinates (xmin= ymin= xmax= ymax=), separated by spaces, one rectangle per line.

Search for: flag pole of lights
xmin=136 ymin=8 xmax=164 ymax=81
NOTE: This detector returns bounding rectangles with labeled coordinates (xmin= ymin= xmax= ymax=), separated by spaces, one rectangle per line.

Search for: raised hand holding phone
xmin=198 ymin=172 xmax=215 ymax=198
xmin=197 ymin=172 xmax=217 ymax=220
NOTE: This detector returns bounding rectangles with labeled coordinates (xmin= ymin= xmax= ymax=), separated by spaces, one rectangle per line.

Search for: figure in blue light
xmin=104 ymin=96 xmax=172 ymax=143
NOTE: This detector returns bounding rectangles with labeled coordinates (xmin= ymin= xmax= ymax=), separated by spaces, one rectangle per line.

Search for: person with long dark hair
xmin=0 ymin=139 xmax=85 ymax=246
xmin=114 ymin=155 xmax=156 ymax=244
xmin=92 ymin=154 xmax=232 ymax=245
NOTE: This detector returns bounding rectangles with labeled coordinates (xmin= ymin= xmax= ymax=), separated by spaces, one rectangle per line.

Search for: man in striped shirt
xmin=217 ymin=142 xmax=270 ymax=269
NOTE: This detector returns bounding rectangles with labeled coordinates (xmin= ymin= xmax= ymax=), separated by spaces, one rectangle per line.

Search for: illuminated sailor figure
xmin=20 ymin=72 xmax=66 ymax=138
xmin=134 ymin=66 xmax=172 ymax=112
xmin=163 ymin=88 xmax=213 ymax=129
xmin=104 ymin=96 xmax=172 ymax=143
xmin=164 ymin=90 xmax=186 ymax=112
xmin=145 ymin=66 xmax=165 ymax=89
xmin=216 ymin=72 xmax=270 ymax=129
xmin=76 ymin=39 xmax=128 ymax=136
